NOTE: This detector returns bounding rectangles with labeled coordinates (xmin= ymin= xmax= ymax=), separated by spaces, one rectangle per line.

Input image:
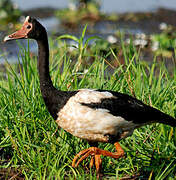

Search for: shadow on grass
xmin=0 ymin=167 xmax=24 ymax=180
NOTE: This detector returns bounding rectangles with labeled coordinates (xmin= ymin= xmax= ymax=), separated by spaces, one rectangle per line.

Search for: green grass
xmin=0 ymin=35 xmax=176 ymax=179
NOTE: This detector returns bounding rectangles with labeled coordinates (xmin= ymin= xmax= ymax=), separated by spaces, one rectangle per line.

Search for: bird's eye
xmin=27 ymin=25 xmax=31 ymax=29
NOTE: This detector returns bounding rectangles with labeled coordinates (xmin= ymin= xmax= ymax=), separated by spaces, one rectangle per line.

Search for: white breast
xmin=56 ymin=89 xmax=137 ymax=142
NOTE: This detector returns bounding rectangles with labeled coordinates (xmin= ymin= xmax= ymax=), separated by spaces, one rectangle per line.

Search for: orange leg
xmin=72 ymin=142 xmax=124 ymax=177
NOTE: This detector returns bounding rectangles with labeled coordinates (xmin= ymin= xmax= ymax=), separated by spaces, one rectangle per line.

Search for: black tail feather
xmin=157 ymin=111 xmax=176 ymax=127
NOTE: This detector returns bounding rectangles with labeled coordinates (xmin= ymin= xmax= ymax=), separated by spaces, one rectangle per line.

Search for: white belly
xmin=56 ymin=89 xmax=137 ymax=142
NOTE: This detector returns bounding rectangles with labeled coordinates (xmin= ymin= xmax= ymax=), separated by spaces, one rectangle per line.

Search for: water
xmin=101 ymin=0 xmax=176 ymax=13
xmin=1 ymin=0 xmax=176 ymax=64
xmin=12 ymin=0 xmax=176 ymax=13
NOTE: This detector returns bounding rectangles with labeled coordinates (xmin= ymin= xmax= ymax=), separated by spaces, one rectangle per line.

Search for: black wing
xmin=81 ymin=90 xmax=176 ymax=126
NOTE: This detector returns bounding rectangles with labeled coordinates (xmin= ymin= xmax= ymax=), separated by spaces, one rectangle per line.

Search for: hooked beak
xmin=4 ymin=16 xmax=32 ymax=42
xmin=4 ymin=29 xmax=28 ymax=42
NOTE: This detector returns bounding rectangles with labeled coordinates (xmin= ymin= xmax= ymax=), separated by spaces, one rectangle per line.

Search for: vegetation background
xmin=0 ymin=0 xmax=176 ymax=179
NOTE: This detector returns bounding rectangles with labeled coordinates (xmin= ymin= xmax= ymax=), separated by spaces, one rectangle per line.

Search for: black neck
xmin=35 ymin=32 xmax=76 ymax=120
xmin=37 ymin=35 xmax=55 ymax=95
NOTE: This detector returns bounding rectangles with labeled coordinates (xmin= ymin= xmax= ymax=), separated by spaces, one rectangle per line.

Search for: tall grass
xmin=0 ymin=34 xmax=176 ymax=179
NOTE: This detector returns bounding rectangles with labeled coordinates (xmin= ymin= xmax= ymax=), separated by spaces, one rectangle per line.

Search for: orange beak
xmin=4 ymin=16 xmax=32 ymax=42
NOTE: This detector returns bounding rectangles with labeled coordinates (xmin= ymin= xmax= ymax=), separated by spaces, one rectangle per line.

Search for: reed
xmin=0 ymin=33 xmax=175 ymax=179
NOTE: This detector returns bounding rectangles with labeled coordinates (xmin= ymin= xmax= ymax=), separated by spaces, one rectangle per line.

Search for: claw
xmin=72 ymin=147 xmax=97 ymax=167
xmin=95 ymin=154 xmax=102 ymax=175
xmin=90 ymin=155 xmax=95 ymax=168
xmin=75 ymin=150 xmax=92 ymax=167
xmin=72 ymin=142 xmax=125 ymax=179
xmin=72 ymin=148 xmax=91 ymax=167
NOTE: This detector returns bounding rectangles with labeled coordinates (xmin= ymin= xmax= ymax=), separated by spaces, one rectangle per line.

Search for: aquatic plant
xmin=0 ymin=0 xmax=21 ymax=28
xmin=55 ymin=0 xmax=103 ymax=27
xmin=151 ymin=25 xmax=176 ymax=57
